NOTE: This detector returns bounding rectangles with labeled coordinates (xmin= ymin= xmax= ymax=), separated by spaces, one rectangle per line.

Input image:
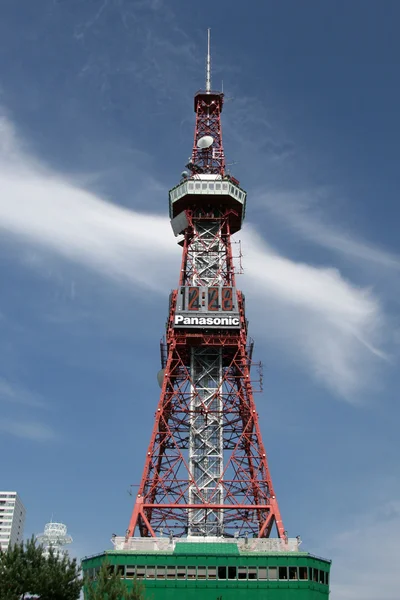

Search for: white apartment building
xmin=0 ymin=491 xmax=26 ymax=551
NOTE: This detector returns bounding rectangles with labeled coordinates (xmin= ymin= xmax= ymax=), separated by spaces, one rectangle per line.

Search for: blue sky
xmin=0 ymin=0 xmax=399 ymax=597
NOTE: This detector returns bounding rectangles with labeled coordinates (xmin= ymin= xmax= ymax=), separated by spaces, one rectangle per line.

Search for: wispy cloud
xmin=328 ymin=498 xmax=400 ymax=599
xmin=0 ymin=115 xmax=179 ymax=293
xmin=0 ymin=114 xmax=390 ymax=400
xmin=241 ymin=229 xmax=387 ymax=399
xmin=0 ymin=418 xmax=56 ymax=442
xmin=0 ymin=378 xmax=45 ymax=408
xmin=255 ymin=190 xmax=400 ymax=270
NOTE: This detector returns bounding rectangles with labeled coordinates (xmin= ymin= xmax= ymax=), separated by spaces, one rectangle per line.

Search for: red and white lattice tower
xmin=128 ymin=30 xmax=286 ymax=541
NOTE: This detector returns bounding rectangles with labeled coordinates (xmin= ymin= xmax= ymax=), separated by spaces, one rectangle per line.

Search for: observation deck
xmin=169 ymin=174 xmax=247 ymax=234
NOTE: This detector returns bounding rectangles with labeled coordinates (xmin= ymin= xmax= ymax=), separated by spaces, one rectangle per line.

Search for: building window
xmin=167 ymin=566 xmax=176 ymax=579
xmin=238 ymin=566 xmax=246 ymax=580
xmin=144 ymin=566 xmax=154 ymax=579
xmin=248 ymin=566 xmax=257 ymax=580
xmin=156 ymin=566 xmax=166 ymax=579
xmin=279 ymin=567 xmax=288 ymax=580
xmin=228 ymin=566 xmax=237 ymax=580
xmin=289 ymin=567 xmax=298 ymax=580
xmin=255 ymin=566 xmax=265 ymax=580
xmin=136 ymin=567 xmax=146 ymax=578
xmin=176 ymin=566 xmax=186 ymax=578
xmin=268 ymin=567 xmax=278 ymax=580
xmin=197 ymin=566 xmax=207 ymax=579
xmin=187 ymin=566 xmax=196 ymax=579
xmin=207 ymin=567 xmax=216 ymax=579
xmin=218 ymin=566 xmax=227 ymax=580
xmin=299 ymin=566 xmax=308 ymax=580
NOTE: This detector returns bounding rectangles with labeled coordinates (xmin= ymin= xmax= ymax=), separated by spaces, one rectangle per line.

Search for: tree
xmin=84 ymin=560 xmax=145 ymax=600
xmin=0 ymin=537 xmax=82 ymax=600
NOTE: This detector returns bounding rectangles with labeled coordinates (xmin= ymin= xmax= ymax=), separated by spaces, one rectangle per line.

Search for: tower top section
xmin=169 ymin=30 xmax=246 ymax=235
xmin=188 ymin=28 xmax=225 ymax=176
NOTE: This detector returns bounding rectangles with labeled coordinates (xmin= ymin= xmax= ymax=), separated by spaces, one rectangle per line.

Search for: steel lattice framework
xmin=128 ymin=33 xmax=285 ymax=541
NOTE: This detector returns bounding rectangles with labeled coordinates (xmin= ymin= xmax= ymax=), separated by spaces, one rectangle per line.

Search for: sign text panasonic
xmin=174 ymin=314 xmax=240 ymax=328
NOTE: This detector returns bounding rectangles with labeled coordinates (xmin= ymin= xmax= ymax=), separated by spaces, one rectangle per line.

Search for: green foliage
xmin=0 ymin=536 xmax=82 ymax=600
xmin=84 ymin=560 xmax=145 ymax=600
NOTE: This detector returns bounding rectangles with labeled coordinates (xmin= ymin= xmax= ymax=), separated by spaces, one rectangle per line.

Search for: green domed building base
xmin=83 ymin=537 xmax=331 ymax=599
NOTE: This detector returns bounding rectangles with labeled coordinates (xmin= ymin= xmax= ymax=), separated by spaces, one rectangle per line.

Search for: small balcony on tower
xmin=169 ymin=174 xmax=247 ymax=235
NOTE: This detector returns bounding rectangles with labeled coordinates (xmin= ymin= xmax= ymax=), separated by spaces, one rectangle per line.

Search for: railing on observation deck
xmin=110 ymin=536 xmax=300 ymax=553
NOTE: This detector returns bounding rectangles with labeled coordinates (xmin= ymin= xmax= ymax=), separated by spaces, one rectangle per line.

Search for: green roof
xmin=174 ymin=542 xmax=239 ymax=556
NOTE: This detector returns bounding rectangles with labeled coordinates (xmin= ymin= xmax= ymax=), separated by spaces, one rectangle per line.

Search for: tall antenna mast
xmin=206 ymin=28 xmax=211 ymax=92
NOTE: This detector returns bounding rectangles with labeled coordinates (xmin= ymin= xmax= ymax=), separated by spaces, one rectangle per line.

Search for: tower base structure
xmin=82 ymin=536 xmax=331 ymax=599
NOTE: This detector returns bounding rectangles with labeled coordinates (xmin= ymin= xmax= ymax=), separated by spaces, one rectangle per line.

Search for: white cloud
xmin=0 ymin=378 xmax=45 ymax=408
xmin=0 ymin=116 xmax=179 ymax=293
xmin=0 ymin=418 xmax=56 ymax=442
xmin=241 ymin=230 xmax=386 ymax=399
xmin=0 ymin=114 xmax=389 ymax=400
xmin=256 ymin=190 xmax=400 ymax=270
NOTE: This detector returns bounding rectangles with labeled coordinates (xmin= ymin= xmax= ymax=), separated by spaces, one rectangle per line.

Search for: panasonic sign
xmin=174 ymin=314 xmax=240 ymax=328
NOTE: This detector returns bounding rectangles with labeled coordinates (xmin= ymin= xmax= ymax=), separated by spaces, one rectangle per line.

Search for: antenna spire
xmin=206 ymin=28 xmax=211 ymax=92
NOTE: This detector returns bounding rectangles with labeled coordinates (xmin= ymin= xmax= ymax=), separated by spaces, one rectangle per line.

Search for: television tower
xmin=82 ymin=30 xmax=331 ymax=600
xmin=127 ymin=29 xmax=285 ymax=541
xmin=36 ymin=521 xmax=72 ymax=558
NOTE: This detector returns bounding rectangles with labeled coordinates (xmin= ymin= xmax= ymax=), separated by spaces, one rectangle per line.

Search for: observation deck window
xmin=289 ymin=566 xmax=298 ymax=580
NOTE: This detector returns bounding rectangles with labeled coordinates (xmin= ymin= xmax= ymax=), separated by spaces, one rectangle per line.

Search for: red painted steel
xmin=189 ymin=91 xmax=225 ymax=176
xmin=128 ymin=86 xmax=286 ymax=540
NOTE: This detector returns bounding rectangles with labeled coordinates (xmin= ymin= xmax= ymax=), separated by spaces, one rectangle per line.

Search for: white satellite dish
xmin=197 ymin=135 xmax=214 ymax=149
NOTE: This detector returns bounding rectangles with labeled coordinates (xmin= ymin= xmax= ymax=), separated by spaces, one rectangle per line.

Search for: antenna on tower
xmin=206 ymin=28 xmax=211 ymax=92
